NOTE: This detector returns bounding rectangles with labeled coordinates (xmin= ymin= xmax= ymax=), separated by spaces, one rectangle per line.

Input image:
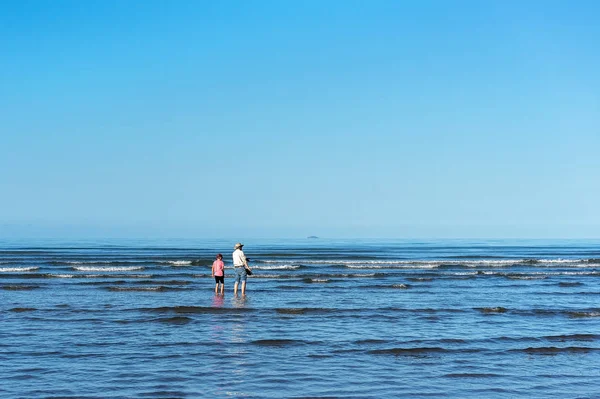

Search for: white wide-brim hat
xmin=234 ymin=243 xmax=244 ymax=249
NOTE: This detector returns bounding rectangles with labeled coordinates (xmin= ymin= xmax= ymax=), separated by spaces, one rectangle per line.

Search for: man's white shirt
xmin=233 ymin=249 xmax=246 ymax=267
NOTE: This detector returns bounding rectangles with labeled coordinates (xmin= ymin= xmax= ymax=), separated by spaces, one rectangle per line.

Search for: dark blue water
xmin=2 ymin=238 xmax=600 ymax=398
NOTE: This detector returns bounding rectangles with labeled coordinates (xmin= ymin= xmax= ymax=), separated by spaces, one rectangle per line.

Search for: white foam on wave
xmin=251 ymin=274 xmax=280 ymax=279
xmin=530 ymin=271 xmax=599 ymax=277
xmin=0 ymin=266 xmax=39 ymax=272
xmin=538 ymin=259 xmax=582 ymax=264
xmin=50 ymin=274 xmax=75 ymax=278
xmin=73 ymin=266 xmax=144 ymax=272
xmin=346 ymin=263 xmax=441 ymax=269
xmin=266 ymin=258 xmax=594 ymax=267
xmin=65 ymin=260 xmax=141 ymax=264
xmin=305 ymin=260 xmax=416 ymax=265
xmin=255 ymin=265 xmax=300 ymax=270
xmin=470 ymin=270 xmax=599 ymax=278
xmin=82 ymin=274 xmax=152 ymax=278
xmin=560 ymin=271 xmax=600 ymax=275
xmin=164 ymin=261 xmax=192 ymax=266
xmin=506 ymin=275 xmax=547 ymax=280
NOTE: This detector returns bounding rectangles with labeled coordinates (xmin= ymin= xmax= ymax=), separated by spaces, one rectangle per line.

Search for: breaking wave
xmin=73 ymin=266 xmax=145 ymax=272
xmin=162 ymin=261 xmax=192 ymax=266
xmin=0 ymin=267 xmax=39 ymax=272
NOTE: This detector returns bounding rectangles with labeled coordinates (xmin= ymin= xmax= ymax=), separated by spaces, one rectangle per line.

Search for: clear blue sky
xmin=1 ymin=0 xmax=599 ymax=239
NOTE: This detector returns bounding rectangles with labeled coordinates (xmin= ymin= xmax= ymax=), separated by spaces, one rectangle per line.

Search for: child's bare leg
xmin=220 ymin=283 xmax=224 ymax=295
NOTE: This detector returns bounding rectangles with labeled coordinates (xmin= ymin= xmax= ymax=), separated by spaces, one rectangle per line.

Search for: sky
xmin=1 ymin=0 xmax=599 ymax=239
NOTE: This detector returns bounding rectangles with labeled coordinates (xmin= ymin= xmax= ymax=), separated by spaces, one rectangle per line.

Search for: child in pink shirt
xmin=212 ymin=254 xmax=225 ymax=294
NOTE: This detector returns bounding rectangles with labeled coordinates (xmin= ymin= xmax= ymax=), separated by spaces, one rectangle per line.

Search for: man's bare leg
xmin=234 ymin=281 xmax=238 ymax=295
xmin=241 ymin=281 xmax=246 ymax=295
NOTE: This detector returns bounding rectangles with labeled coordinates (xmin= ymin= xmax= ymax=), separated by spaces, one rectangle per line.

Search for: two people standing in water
xmin=211 ymin=242 xmax=252 ymax=295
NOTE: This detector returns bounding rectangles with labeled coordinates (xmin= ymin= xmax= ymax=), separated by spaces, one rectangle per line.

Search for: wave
xmin=505 ymin=274 xmax=547 ymax=280
xmin=251 ymin=339 xmax=309 ymax=347
xmin=345 ymin=264 xmax=440 ymax=269
xmin=254 ymin=265 xmax=301 ymax=270
xmin=141 ymin=306 xmax=255 ymax=314
xmin=545 ymin=271 xmax=598 ymax=276
xmin=265 ymin=258 xmax=600 ymax=269
xmin=105 ymin=286 xmax=188 ymax=292
xmin=303 ymin=278 xmax=330 ymax=283
xmin=354 ymin=339 xmax=389 ymax=345
xmin=155 ymin=316 xmax=193 ymax=324
xmin=73 ymin=266 xmax=145 ymax=272
xmin=1 ymin=285 xmax=40 ymax=290
xmin=135 ymin=280 xmax=190 ymax=286
xmin=369 ymin=347 xmax=450 ymax=356
xmin=292 ymin=272 xmax=384 ymax=279
xmin=83 ymin=274 xmax=152 ymax=279
xmin=392 ymin=284 xmax=410 ymax=289
xmin=84 ymin=279 xmax=191 ymax=287
xmin=513 ymin=309 xmax=559 ymax=317
xmin=475 ymin=307 xmax=508 ymax=314
xmin=567 ymin=311 xmax=600 ymax=318
xmin=3 ymin=272 xmax=153 ymax=279
xmin=238 ymin=274 xmax=288 ymax=279
xmin=509 ymin=308 xmax=600 ymax=318
xmin=275 ymin=308 xmax=337 ymax=315
xmin=9 ymin=307 xmax=37 ymax=312
xmin=378 ymin=307 xmax=466 ymax=314
xmin=0 ymin=267 xmax=39 ymax=272
xmin=444 ymin=373 xmax=499 ymax=378
xmin=545 ymin=334 xmax=600 ymax=342
xmin=161 ymin=261 xmax=192 ymax=266
xmin=445 ymin=274 xmax=477 ymax=280
xmin=514 ymin=346 xmax=600 ymax=355
xmin=52 ymin=260 xmax=150 ymax=265
xmin=485 ymin=271 xmax=599 ymax=277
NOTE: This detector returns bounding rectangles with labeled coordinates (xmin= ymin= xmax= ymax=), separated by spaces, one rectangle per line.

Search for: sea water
xmin=1 ymin=238 xmax=599 ymax=398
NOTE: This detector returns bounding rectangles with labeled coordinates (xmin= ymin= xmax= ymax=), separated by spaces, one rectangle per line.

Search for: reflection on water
xmin=232 ymin=294 xmax=248 ymax=308
xmin=209 ymin=295 xmax=226 ymax=343
xmin=211 ymin=294 xmax=224 ymax=308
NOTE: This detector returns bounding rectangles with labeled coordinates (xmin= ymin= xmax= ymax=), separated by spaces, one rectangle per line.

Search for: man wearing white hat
xmin=232 ymin=242 xmax=250 ymax=295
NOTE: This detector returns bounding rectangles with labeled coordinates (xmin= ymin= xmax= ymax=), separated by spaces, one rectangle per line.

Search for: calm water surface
xmin=1 ymin=238 xmax=600 ymax=398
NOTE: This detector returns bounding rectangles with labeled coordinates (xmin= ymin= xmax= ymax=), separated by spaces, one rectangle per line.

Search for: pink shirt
xmin=212 ymin=260 xmax=224 ymax=276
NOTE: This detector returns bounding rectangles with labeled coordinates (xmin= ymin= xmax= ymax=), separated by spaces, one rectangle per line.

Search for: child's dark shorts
xmin=214 ymin=276 xmax=224 ymax=284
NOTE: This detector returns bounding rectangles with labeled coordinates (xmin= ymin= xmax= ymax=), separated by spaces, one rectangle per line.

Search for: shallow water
xmin=1 ymin=238 xmax=600 ymax=398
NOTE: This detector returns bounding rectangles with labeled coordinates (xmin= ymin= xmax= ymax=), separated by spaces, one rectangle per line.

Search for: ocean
xmin=1 ymin=238 xmax=599 ymax=398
